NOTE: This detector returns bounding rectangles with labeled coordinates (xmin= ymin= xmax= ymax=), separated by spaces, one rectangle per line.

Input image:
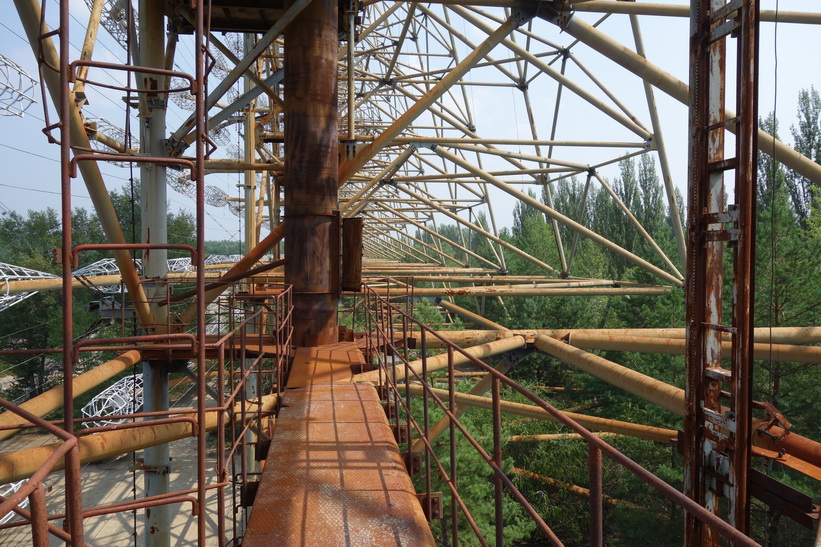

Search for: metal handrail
xmin=362 ymin=282 xmax=759 ymax=547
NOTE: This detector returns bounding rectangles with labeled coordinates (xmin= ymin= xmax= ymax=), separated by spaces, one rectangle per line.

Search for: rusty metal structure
xmin=0 ymin=0 xmax=819 ymax=545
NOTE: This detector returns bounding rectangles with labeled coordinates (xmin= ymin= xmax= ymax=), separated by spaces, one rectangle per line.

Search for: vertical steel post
xmin=284 ymin=0 xmax=340 ymax=347
xmin=588 ymin=445 xmax=603 ymax=547
xmin=243 ymin=87 xmax=261 ymax=479
xmin=244 ymin=34 xmax=258 ymax=253
xmin=58 ymin=2 xmax=83 ymax=542
xmin=685 ymin=1 xmax=759 ymax=543
xmin=28 ymin=484 xmax=49 ymax=547
xmin=138 ymin=2 xmax=170 ymax=545
xmin=492 ymin=375 xmax=503 ymax=547
xmin=193 ymin=1 xmax=208 ymax=543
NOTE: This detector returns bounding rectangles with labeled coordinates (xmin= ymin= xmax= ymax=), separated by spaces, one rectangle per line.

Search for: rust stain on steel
xmin=243 ymin=382 xmax=435 ymax=546
xmin=284 ymin=0 xmax=340 ymax=347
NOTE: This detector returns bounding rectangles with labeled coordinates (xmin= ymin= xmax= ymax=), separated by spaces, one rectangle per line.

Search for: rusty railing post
xmin=588 ymin=444 xmax=603 ymax=547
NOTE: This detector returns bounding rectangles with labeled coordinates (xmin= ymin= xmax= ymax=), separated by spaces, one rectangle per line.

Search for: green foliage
xmin=0 ymin=185 xmax=196 ymax=411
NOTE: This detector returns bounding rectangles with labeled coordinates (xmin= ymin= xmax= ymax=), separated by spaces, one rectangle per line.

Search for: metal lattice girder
xmin=0 ymin=55 xmax=37 ymax=118
xmin=0 ymin=262 xmax=58 ymax=312
xmin=80 ymin=373 xmax=143 ymax=428
xmin=0 ymin=480 xmax=28 ymax=525
xmin=83 ymin=0 xmax=136 ymax=50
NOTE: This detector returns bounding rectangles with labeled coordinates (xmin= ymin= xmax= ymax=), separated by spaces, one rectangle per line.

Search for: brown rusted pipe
xmin=0 ymin=394 xmax=278 ymax=485
xmin=0 ymin=350 xmax=142 ymax=441
xmin=284 ymin=0 xmax=340 ymax=346
xmin=352 ymin=335 xmax=527 ymax=383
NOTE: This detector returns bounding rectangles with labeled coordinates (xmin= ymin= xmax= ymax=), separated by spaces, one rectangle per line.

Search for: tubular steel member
xmin=14 ymin=0 xmax=153 ymax=329
xmin=341 ymin=217 xmax=364 ymax=292
xmin=684 ymin=1 xmax=759 ymax=542
xmin=364 ymin=287 xmax=759 ymax=546
xmin=0 ymin=394 xmax=279 ymax=485
xmin=138 ymin=2 xmax=173 ymax=543
xmin=351 ymin=335 xmax=527 ymax=383
xmin=0 ymin=350 xmax=141 ymax=441
xmin=284 ymin=0 xmax=340 ymax=347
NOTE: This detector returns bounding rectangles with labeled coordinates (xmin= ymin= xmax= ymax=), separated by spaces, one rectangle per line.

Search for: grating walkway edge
xmin=243 ymin=344 xmax=435 ymax=546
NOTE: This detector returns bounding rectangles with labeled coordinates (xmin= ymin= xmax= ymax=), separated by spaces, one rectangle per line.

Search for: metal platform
xmin=243 ymin=343 xmax=435 ymax=546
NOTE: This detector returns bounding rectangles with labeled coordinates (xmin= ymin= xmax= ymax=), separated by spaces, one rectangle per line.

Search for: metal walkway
xmin=243 ymin=342 xmax=435 ymax=546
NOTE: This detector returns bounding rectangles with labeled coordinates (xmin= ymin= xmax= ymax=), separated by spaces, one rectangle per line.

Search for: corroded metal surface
xmin=286 ymin=342 xmax=365 ymax=388
xmin=244 ymin=382 xmax=435 ymax=546
xmin=284 ymin=0 xmax=340 ymax=347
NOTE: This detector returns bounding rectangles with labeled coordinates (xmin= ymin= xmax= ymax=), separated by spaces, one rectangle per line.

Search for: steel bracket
xmin=416 ymin=491 xmax=443 ymax=521
xmin=391 ymin=421 xmax=409 ymax=444
xmin=403 ymin=451 xmax=421 ymax=476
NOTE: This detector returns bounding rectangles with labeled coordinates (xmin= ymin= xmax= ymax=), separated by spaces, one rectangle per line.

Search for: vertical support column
xmin=244 ymin=34 xmax=258 ymax=254
xmin=242 ymin=36 xmax=260 ymax=478
xmin=684 ymin=1 xmax=758 ymax=544
xmin=139 ymin=2 xmax=170 ymax=545
xmin=284 ymin=0 xmax=339 ymax=347
xmin=58 ymin=1 xmax=84 ymax=544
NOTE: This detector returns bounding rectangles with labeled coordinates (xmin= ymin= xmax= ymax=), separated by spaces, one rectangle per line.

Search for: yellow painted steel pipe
xmin=566 ymin=333 xmax=821 ymax=364
xmin=351 ymin=335 xmax=527 ymax=383
xmin=560 ymin=14 xmax=821 ymax=187
xmin=569 ymin=1 xmax=821 ymax=24
xmin=534 ymin=334 xmax=685 ymax=416
xmin=338 ymin=14 xmax=526 ymax=185
xmin=508 ymin=432 xmax=621 ymax=442
xmin=438 ymin=300 xmax=506 ymax=330
xmin=370 ymin=286 xmax=671 ymax=297
xmin=14 ymin=0 xmax=154 ymax=327
xmin=0 ymin=394 xmax=278 ymax=485
xmin=399 ymin=384 xmax=678 ymax=443
xmin=422 ymin=327 xmax=821 ymax=348
xmin=533 ymin=335 xmax=821 ymax=468
xmin=0 ymin=350 xmax=142 ymax=441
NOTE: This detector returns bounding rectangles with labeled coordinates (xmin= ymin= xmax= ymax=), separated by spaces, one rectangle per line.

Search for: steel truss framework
xmin=0 ymin=0 xmax=819 ymax=545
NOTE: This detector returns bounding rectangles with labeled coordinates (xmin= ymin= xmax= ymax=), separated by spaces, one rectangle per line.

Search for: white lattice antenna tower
xmin=84 ymin=0 xmax=137 ymax=50
xmin=81 ymin=374 xmax=143 ymax=428
xmin=0 ymin=262 xmax=58 ymax=312
xmin=0 ymin=480 xmax=29 ymax=525
xmin=0 ymin=55 xmax=37 ymax=118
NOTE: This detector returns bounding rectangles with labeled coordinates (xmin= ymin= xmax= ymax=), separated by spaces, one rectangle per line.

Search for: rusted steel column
xmin=685 ymin=1 xmax=759 ymax=543
xmin=284 ymin=0 xmax=339 ymax=347
xmin=341 ymin=217 xmax=363 ymax=292
xmin=588 ymin=445 xmax=603 ymax=547
xmin=28 ymin=484 xmax=48 ymax=547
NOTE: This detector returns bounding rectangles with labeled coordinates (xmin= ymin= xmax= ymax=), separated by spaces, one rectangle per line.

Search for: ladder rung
xmin=703 ymin=210 xmax=738 ymax=225
xmin=707 ymin=158 xmax=738 ymax=173
xmin=709 ymin=19 xmax=739 ymax=43
xmin=711 ymin=0 xmax=744 ymax=25
xmin=703 ymin=323 xmax=737 ymax=334
xmin=705 ymin=367 xmax=733 ymax=382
